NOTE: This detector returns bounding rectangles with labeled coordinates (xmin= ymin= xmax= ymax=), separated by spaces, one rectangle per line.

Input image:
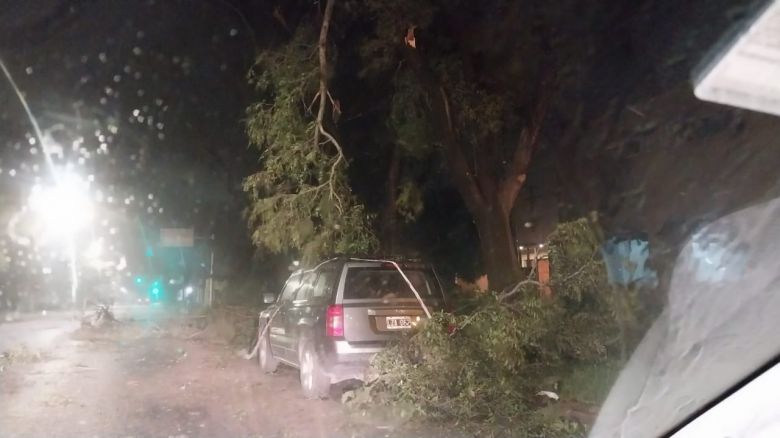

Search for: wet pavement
xmin=0 ymin=304 xmax=360 ymax=438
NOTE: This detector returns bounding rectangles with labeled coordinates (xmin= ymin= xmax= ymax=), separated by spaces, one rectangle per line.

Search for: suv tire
xmin=258 ymin=325 xmax=278 ymax=373
xmin=298 ymin=339 xmax=330 ymax=399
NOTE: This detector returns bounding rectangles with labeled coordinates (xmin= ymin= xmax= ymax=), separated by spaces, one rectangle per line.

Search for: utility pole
xmin=197 ymin=233 xmax=215 ymax=308
xmin=160 ymin=227 xmax=213 ymax=307
xmin=207 ymin=246 xmax=214 ymax=307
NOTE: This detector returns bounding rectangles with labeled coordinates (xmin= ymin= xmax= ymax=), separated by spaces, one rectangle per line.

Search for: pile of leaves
xmin=345 ymin=219 xmax=646 ymax=437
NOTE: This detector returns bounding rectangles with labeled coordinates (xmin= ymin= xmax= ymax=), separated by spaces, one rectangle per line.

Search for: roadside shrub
xmin=345 ymin=219 xmax=644 ymax=436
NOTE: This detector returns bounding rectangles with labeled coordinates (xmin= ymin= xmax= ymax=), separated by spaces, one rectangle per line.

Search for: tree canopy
xmin=242 ymin=0 xmax=760 ymax=288
xmin=244 ymin=14 xmax=377 ymax=264
xmin=245 ymin=0 xmax=573 ymax=282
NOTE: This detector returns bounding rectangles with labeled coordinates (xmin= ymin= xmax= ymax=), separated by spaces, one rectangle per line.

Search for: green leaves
xmin=358 ymin=0 xmax=437 ymax=77
xmin=349 ymin=290 xmax=597 ymax=435
xmin=345 ymin=219 xmax=651 ymax=436
xmin=396 ymin=180 xmax=424 ymax=222
xmin=244 ymin=29 xmax=378 ymax=264
xmin=389 ymin=70 xmax=434 ymax=157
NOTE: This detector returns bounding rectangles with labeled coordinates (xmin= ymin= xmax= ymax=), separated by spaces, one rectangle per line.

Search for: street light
xmin=28 ymin=172 xmax=93 ymax=240
xmin=27 ymin=172 xmax=94 ymax=304
xmin=85 ymin=238 xmax=103 ymax=261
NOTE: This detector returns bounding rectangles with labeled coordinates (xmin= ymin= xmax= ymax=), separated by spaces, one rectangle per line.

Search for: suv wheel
xmin=298 ymin=339 xmax=330 ymax=399
xmin=258 ymin=325 xmax=278 ymax=373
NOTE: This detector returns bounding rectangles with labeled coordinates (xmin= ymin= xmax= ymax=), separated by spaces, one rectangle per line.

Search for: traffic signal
xmin=149 ymin=279 xmax=163 ymax=301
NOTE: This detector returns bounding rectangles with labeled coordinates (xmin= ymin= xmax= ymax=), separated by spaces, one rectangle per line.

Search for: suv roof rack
xmin=339 ymin=254 xmax=425 ymax=263
xmin=293 ymin=255 xmax=428 ymax=272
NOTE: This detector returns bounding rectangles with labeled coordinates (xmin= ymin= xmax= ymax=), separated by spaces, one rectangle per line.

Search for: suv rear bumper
xmin=321 ymin=340 xmax=384 ymax=383
xmin=334 ymin=340 xmax=384 ymax=355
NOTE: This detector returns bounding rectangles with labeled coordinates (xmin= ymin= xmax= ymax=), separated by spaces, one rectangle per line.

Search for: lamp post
xmin=196 ymin=234 xmax=215 ymax=307
xmin=27 ymin=172 xmax=94 ymax=304
xmin=160 ymin=228 xmax=213 ymax=307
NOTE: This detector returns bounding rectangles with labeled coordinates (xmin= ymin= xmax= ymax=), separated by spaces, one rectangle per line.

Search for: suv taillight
xmin=326 ymin=304 xmax=344 ymax=337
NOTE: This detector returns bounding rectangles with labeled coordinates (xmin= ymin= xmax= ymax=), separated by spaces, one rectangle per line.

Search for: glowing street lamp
xmin=28 ymin=172 xmax=93 ymax=240
xmin=27 ymin=172 xmax=94 ymax=304
xmin=84 ymin=238 xmax=103 ymax=261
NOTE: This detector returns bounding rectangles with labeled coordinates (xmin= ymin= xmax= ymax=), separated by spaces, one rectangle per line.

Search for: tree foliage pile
xmin=345 ymin=219 xmax=647 ymax=437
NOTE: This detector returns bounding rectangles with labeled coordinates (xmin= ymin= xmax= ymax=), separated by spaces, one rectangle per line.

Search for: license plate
xmin=386 ymin=316 xmax=412 ymax=330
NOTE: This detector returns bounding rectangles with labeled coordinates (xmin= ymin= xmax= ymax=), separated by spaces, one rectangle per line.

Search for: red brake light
xmin=326 ymin=304 xmax=344 ymax=337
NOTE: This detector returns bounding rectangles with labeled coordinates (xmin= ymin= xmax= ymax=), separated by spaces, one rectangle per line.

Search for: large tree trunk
xmin=401 ymin=42 xmax=548 ymax=291
xmin=381 ymin=143 xmax=401 ymax=254
xmin=474 ymin=199 xmax=520 ymax=290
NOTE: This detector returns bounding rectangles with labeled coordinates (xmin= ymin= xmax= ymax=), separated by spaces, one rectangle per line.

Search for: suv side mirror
xmin=262 ymin=293 xmax=276 ymax=304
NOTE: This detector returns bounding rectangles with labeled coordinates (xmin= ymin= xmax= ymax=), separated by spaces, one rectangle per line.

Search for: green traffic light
xmin=135 ymin=276 xmax=143 ymax=284
xmin=148 ymin=278 xmax=163 ymax=300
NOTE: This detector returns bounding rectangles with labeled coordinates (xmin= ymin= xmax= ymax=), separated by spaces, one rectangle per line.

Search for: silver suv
xmin=257 ymin=257 xmax=446 ymax=398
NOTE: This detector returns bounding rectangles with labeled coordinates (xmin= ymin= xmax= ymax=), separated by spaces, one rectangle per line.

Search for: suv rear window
xmin=343 ymin=267 xmax=441 ymax=300
xmin=312 ymin=270 xmax=337 ymax=299
xmin=279 ymin=275 xmax=302 ymax=302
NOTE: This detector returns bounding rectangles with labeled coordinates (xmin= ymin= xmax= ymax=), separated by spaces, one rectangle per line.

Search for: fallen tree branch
xmin=187 ymin=329 xmax=208 ymax=340
xmin=307 ymin=91 xmax=321 ymax=114
xmin=313 ymin=0 xmax=335 ymax=149
xmin=242 ymin=306 xmax=282 ymax=360
xmin=498 ymin=279 xmax=544 ymax=301
xmin=310 ymin=0 xmax=345 ymax=215
xmin=556 ymin=248 xmax=600 ymax=285
xmin=319 ymin=124 xmax=345 ymax=214
xmin=499 ymin=248 xmax=600 ymax=302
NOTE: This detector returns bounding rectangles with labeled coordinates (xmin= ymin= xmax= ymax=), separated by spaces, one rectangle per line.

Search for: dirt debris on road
xmin=0 ymin=310 xmax=451 ymax=438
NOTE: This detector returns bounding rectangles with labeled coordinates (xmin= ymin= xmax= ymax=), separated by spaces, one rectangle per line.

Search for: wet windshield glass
xmin=1 ymin=1 xmax=778 ymax=437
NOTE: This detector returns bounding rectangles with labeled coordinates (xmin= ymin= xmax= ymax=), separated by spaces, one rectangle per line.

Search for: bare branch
xmin=438 ymin=87 xmax=454 ymax=132
xmin=498 ymin=279 xmax=544 ymax=301
xmin=401 ymin=30 xmax=486 ymax=214
xmin=498 ymin=247 xmax=599 ymax=302
xmin=437 ymin=86 xmax=484 ymax=212
xmin=292 ymin=182 xmax=328 ymax=200
xmin=309 ymin=0 xmax=345 ymax=214
xmin=498 ymin=85 xmax=554 ymax=213
xmin=307 ymin=91 xmax=321 ymax=115
xmin=272 ymin=6 xmax=290 ymax=33
xmin=314 ymin=0 xmax=335 ymax=149
xmin=496 ymin=250 xmax=539 ymax=302
xmin=555 ymin=249 xmax=599 ymax=284
xmin=213 ymin=0 xmax=258 ymax=51
xmin=404 ymin=25 xmax=417 ymax=48
xmin=318 ymin=124 xmax=345 ymax=214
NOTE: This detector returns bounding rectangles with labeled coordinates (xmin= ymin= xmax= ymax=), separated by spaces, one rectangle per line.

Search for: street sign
xmin=694 ymin=0 xmax=780 ymax=116
xmin=160 ymin=228 xmax=194 ymax=247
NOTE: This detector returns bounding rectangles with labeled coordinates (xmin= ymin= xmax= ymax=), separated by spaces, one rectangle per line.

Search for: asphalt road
xmin=0 ymin=311 xmax=80 ymax=353
xmin=0 ymin=303 xmax=437 ymax=438
xmin=0 ymin=304 xmax=170 ymax=353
